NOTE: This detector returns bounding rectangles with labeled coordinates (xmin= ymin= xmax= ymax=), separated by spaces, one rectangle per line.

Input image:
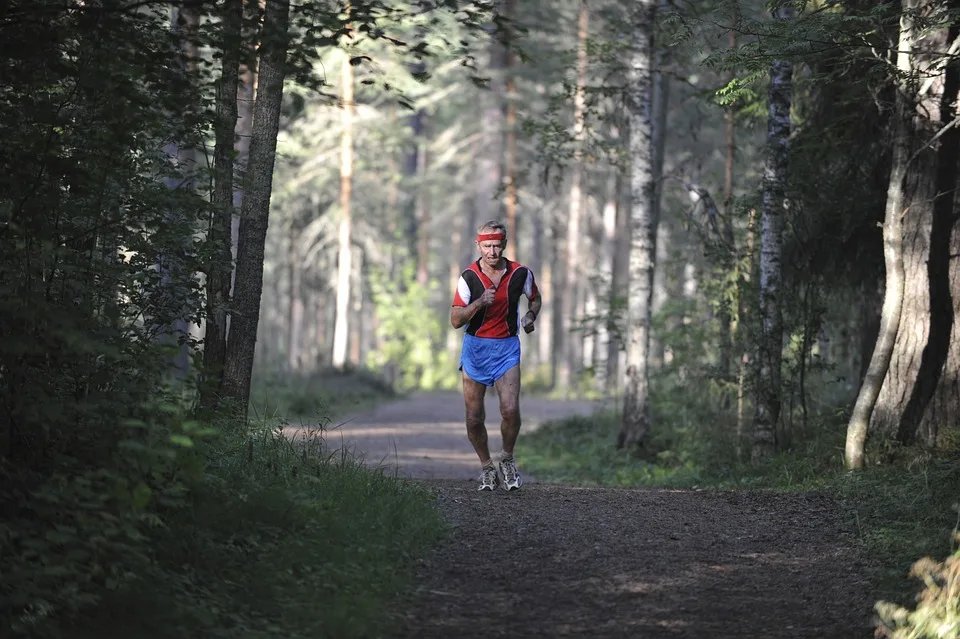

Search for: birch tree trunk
xmin=199 ymin=0 xmax=242 ymax=412
xmin=230 ymin=0 xmax=259 ymax=305
xmin=220 ymin=0 xmax=290 ymax=419
xmin=618 ymin=0 xmax=657 ymax=450
xmin=751 ymin=3 xmax=793 ymax=463
xmin=845 ymin=0 xmax=959 ymax=467
xmin=560 ymin=0 xmax=590 ymax=393
xmin=332 ymin=49 xmax=355 ymax=370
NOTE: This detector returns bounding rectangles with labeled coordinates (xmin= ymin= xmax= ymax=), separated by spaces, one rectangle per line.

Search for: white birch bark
xmin=752 ymin=3 xmax=793 ymax=462
xmin=618 ymin=0 xmax=657 ymax=449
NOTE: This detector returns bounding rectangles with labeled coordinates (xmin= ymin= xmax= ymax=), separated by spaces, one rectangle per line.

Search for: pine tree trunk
xmin=475 ymin=19 xmax=505 ymax=227
xmin=220 ymin=0 xmax=290 ymax=419
xmin=846 ymin=1 xmax=958 ymax=466
xmin=332 ymin=49 xmax=355 ymax=369
xmin=503 ymin=0 xmax=519 ymax=255
xmin=751 ymin=4 xmax=792 ymax=463
xmin=618 ymin=0 xmax=657 ymax=450
xmin=200 ymin=0 xmax=242 ymax=412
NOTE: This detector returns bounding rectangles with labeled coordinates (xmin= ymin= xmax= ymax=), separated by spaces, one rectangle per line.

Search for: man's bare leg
xmin=462 ymin=372 xmax=492 ymax=464
xmin=494 ymin=365 xmax=523 ymax=490
xmin=494 ymin=365 xmax=522 ymax=455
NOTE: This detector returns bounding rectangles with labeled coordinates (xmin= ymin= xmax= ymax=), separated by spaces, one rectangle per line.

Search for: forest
xmin=2 ymin=0 xmax=959 ymax=636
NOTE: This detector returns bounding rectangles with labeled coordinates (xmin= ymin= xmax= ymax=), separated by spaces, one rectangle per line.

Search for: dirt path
xmin=317 ymin=390 xmax=600 ymax=480
xmin=329 ymin=392 xmax=873 ymax=638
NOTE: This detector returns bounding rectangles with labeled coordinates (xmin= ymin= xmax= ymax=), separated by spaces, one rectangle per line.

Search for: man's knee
xmin=500 ymin=404 xmax=520 ymax=424
xmin=465 ymin=411 xmax=486 ymax=432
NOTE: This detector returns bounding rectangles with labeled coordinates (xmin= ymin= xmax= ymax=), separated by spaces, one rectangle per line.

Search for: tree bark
xmin=287 ymin=217 xmax=303 ymax=371
xmin=751 ymin=3 xmax=793 ymax=463
xmin=736 ymin=208 xmax=758 ymax=458
xmin=220 ymin=0 xmax=290 ymax=419
xmin=332 ymin=48 xmax=355 ymax=370
xmin=475 ymin=17 xmax=506 ymax=227
xmin=230 ymin=0 xmax=259 ymax=306
xmin=560 ymin=0 xmax=590 ymax=394
xmin=503 ymin=0 xmax=519 ymax=255
xmin=718 ymin=3 xmax=739 ymax=378
xmin=200 ymin=0 xmax=242 ymax=412
xmin=618 ymin=0 xmax=657 ymax=450
xmin=846 ymin=0 xmax=958 ymax=466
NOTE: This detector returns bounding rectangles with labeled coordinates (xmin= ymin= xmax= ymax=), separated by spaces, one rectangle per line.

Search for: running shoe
xmin=478 ymin=464 xmax=499 ymax=491
xmin=498 ymin=455 xmax=522 ymax=491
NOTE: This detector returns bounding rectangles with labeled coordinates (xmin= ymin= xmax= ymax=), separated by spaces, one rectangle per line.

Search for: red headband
xmin=477 ymin=232 xmax=505 ymax=242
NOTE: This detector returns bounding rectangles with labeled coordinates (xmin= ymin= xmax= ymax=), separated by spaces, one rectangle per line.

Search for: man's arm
xmin=451 ymin=299 xmax=484 ymax=329
xmin=526 ymin=293 xmax=542 ymax=319
xmin=451 ymin=286 xmax=496 ymax=329
xmin=520 ymin=293 xmax=542 ymax=333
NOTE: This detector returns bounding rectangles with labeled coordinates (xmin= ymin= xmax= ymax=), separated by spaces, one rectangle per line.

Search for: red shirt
xmin=452 ymin=259 xmax=539 ymax=338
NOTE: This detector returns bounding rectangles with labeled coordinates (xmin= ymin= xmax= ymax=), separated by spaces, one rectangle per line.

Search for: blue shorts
xmin=459 ymin=333 xmax=521 ymax=386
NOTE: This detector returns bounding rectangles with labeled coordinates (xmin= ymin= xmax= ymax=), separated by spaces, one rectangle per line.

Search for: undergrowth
xmin=62 ymin=413 xmax=446 ymax=639
xmin=250 ymin=366 xmax=398 ymax=420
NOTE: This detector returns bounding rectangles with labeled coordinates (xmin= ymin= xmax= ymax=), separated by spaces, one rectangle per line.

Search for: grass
xmin=59 ymin=373 xmax=442 ymax=639
xmin=249 ymin=366 xmax=400 ymax=422
xmin=518 ymin=408 xmax=960 ymax=610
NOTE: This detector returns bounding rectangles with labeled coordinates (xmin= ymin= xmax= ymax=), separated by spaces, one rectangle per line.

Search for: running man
xmin=450 ymin=220 xmax=542 ymax=491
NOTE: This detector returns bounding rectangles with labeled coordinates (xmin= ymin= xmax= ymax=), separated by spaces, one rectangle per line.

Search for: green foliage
xmin=367 ymin=269 xmax=459 ymax=392
xmin=63 ymin=416 xmax=446 ymax=639
xmin=875 ymin=532 xmax=960 ymax=639
xmin=250 ymin=367 xmax=397 ymax=419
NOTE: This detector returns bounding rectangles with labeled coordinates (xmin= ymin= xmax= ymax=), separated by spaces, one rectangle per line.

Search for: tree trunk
xmin=350 ymin=247 xmax=363 ymax=366
xmin=159 ymin=4 xmax=200 ymax=379
xmin=736 ymin=208 xmax=758 ymax=458
xmin=618 ymin=0 xmax=657 ymax=450
xmin=558 ymin=0 xmax=590 ymax=394
xmin=332 ymin=48 xmax=355 ymax=370
xmin=287 ymin=218 xmax=303 ymax=372
xmin=415 ymin=125 xmax=430 ymax=287
xmin=751 ymin=3 xmax=792 ymax=463
xmin=475 ymin=19 xmax=505 ymax=227
xmin=220 ymin=0 xmax=290 ymax=419
xmin=230 ymin=0 xmax=259 ymax=306
xmin=503 ymin=0 xmax=519 ymax=255
xmin=846 ymin=1 xmax=958 ymax=467
xmin=718 ymin=3 xmax=739 ymax=378
xmin=606 ymin=153 xmax=631 ymax=393
xmin=200 ymin=0 xmax=242 ymax=412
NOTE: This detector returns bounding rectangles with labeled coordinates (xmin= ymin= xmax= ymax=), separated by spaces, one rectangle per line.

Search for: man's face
xmin=477 ymin=238 xmax=504 ymax=266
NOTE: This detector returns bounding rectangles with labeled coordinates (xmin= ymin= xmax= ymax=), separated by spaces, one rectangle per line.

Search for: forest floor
xmin=323 ymin=392 xmax=874 ymax=639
